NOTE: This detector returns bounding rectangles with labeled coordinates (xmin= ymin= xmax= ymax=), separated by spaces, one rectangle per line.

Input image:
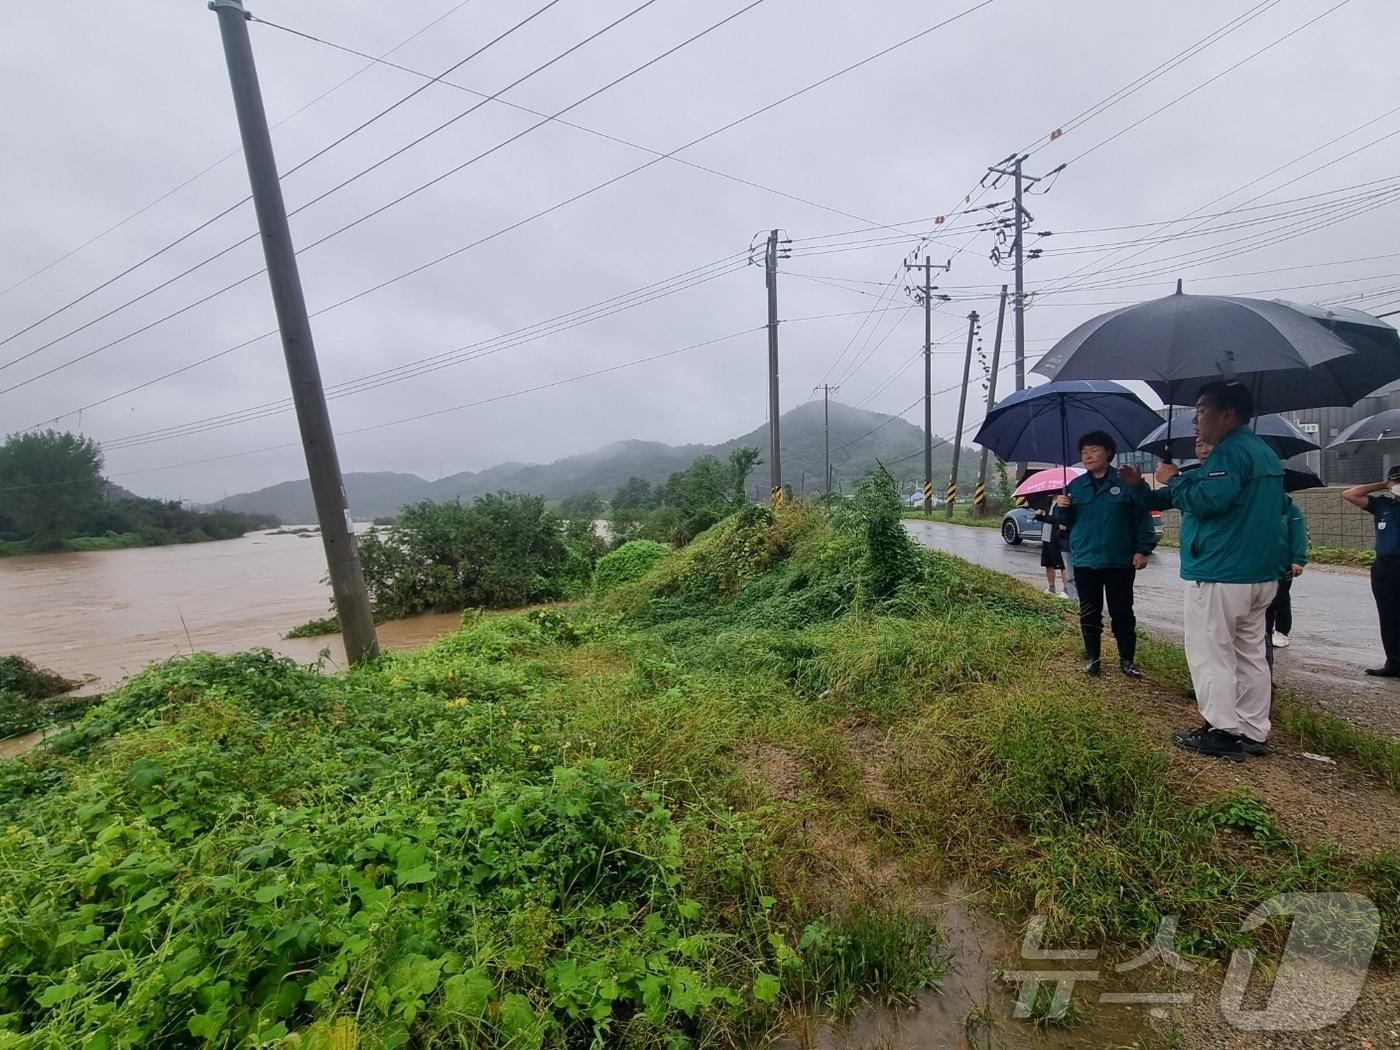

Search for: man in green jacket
xmin=1135 ymin=381 xmax=1285 ymax=762
xmin=1053 ymin=430 xmax=1157 ymax=678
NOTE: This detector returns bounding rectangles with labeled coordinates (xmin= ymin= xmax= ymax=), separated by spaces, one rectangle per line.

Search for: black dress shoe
xmin=1120 ymin=660 xmax=1144 ymax=679
xmin=1365 ymin=664 xmax=1400 ymax=678
xmin=1085 ymin=659 xmax=1101 ymax=676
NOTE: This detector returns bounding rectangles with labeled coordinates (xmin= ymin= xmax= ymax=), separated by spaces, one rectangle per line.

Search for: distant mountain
xmin=212 ymin=471 xmax=432 ymax=524
xmin=213 ymin=404 xmax=982 ymax=521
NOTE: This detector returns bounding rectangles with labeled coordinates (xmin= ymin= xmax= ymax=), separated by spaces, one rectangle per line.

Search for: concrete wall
xmin=1157 ymin=487 xmax=1377 ymax=550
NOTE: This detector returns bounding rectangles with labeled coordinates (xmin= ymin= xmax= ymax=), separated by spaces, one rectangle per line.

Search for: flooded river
xmin=0 ymin=530 xmax=461 ymax=691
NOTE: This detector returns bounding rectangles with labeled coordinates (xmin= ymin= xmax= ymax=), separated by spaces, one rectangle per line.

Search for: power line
xmin=0 ymin=0 xmax=674 ymax=385
xmin=0 ymin=0 xmax=479 ymax=304
xmin=1019 ymin=0 xmax=1286 ymax=157
xmin=1059 ymin=0 xmax=1357 ymax=168
xmin=98 ymin=260 xmax=750 ymax=450
xmin=89 ymin=301 xmax=931 ymax=480
xmin=31 ymin=251 xmax=751 ymax=436
xmin=1030 ymin=104 xmax=1400 ymax=302
xmin=0 ymin=0 xmax=566 ymax=371
xmin=252 ymin=12 xmax=937 ymax=248
xmin=19 ymin=0 xmax=1002 ymax=418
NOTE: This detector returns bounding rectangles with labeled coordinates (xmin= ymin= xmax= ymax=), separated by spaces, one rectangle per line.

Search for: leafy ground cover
xmin=0 ymin=656 xmax=94 ymax=740
xmin=0 ymin=478 xmax=1394 ymax=1047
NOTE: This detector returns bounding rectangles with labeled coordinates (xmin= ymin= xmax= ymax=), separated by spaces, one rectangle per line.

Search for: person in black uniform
xmin=1033 ymin=498 xmax=1071 ymax=597
xmin=1343 ymin=465 xmax=1400 ymax=677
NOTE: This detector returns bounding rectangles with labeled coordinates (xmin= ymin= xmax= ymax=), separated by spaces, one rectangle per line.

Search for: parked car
xmin=1000 ymin=506 xmax=1164 ymax=545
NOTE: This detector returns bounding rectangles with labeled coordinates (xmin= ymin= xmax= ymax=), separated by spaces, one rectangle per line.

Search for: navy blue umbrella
xmin=973 ymin=380 xmax=1164 ymax=468
xmin=1138 ymin=410 xmax=1319 ymax=460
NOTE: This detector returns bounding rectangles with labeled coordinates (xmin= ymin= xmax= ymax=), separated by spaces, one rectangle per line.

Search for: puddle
xmin=778 ymin=885 xmax=1161 ymax=1049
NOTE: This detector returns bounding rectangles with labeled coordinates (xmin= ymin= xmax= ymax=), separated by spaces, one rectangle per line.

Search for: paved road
xmin=906 ymin=519 xmax=1400 ymax=738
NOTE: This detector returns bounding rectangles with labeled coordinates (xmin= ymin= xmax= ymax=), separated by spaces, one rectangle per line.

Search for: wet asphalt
xmin=905 ymin=518 xmax=1400 ymax=738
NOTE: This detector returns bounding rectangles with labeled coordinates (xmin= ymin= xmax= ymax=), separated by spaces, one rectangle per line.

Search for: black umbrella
xmin=1180 ymin=461 xmax=1323 ymax=493
xmin=1033 ymin=288 xmax=1380 ymax=412
xmin=1284 ymin=467 xmax=1324 ymax=494
xmin=1325 ymin=408 xmax=1400 ymax=449
xmin=1138 ymin=410 xmax=1319 ymax=460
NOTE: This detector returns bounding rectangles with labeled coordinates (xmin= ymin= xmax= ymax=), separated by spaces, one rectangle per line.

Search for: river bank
xmin=0 ymin=529 xmax=459 ymax=691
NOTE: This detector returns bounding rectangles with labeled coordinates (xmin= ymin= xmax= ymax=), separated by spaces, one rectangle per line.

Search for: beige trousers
xmin=1183 ymin=580 xmax=1277 ymax=741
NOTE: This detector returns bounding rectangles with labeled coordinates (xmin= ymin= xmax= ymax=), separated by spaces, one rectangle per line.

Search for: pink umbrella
xmin=1013 ymin=466 xmax=1084 ymax=497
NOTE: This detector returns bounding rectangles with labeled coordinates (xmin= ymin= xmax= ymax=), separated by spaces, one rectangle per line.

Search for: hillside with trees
xmin=218 ymin=402 xmax=982 ymax=522
xmin=0 ymin=430 xmax=277 ymax=555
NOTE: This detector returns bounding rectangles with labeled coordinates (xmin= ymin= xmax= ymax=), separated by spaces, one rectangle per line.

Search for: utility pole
xmin=816 ymin=383 xmax=839 ymax=492
xmin=987 ymin=155 xmax=1053 ymax=478
xmin=904 ymin=256 xmax=949 ymax=513
xmin=761 ymin=229 xmax=789 ymax=500
xmin=975 ymin=285 xmax=1009 ymax=516
xmin=946 ymin=311 xmax=979 ymax=519
xmin=211 ymin=0 xmax=379 ymax=664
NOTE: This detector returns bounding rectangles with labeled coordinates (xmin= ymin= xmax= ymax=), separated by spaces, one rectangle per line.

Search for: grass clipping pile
xmin=0 ymin=476 xmax=1394 ymax=1047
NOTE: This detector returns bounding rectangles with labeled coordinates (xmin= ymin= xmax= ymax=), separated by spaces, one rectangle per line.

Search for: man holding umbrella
xmin=1053 ymin=431 xmax=1157 ymax=678
xmin=1132 ymin=381 xmax=1285 ymax=762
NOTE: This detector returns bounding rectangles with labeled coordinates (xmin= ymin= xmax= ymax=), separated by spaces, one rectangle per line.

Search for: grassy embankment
xmin=900 ymin=505 xmax=1003 ymax=528
xmin=0 ymin=485 xmax=1395 ymax=1046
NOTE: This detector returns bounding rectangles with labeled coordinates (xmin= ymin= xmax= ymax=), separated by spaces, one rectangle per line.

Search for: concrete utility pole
xmin=904 ymin=255 xmax=948 ymax=513
xmin=211 ymin=0 xmax=379 ymax=664
xmin=816 ymin=383 xmax=839 ymax=492
xmin=975 ymin=285 xmax=1009 ymax=516
xmin=763 ymin=229 xmax=786 ymax=499
xmin=946 ymin=311 xmax=979 ymax=519
xmin=987 ymin=155 xmax=1049 ymax=479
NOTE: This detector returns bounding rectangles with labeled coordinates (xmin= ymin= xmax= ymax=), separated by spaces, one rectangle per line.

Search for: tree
xmin=558 ymin=490 xmax=603 ymax=521
xmin=727 ymin=447 xmax=762 ymax=506
xmin=611 ymin=477 xmax=655 ymax=510
xmin=0 ymin=431 xmax=104 ymax=550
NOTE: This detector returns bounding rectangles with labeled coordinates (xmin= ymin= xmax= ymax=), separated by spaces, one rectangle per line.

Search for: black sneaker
xmin=1084 ymin=658 xmax=1101 ymax=677
xmin=1120 ymin=660 xmax=1143 ymax=679
xmin=1173 ymin=725 xmax=1245 ymax=763
xmin=1364 ymin=664 xmax=1400 ymax=678
xmin=1240 ymin=736 xmax=1270 ymax=756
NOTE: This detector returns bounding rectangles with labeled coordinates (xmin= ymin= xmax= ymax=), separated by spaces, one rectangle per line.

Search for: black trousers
xmin=1265 ymin=575 xmax=1293 ymax=639
xmin=1074 ymin=565 xmax=1137 ymax=663
xmin=1371 ymin=557 xmax=1400 ymax=668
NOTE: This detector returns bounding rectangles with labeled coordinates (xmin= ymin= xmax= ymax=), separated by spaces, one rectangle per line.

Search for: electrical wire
xmin=20 ymin=0 xmax=1002 ymax=420
xmin=0 ymin=0 xmax=478 ymax=304
xmin=0 ymin=0 xmax=565 ymax=369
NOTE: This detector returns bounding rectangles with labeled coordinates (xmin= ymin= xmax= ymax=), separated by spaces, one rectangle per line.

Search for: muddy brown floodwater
xmin=0 ymin=530 xmax=461 ymax=692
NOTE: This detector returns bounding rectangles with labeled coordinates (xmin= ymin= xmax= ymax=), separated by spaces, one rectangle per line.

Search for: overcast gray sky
xmin=2 ymin=0 xmax=1397 ymax=501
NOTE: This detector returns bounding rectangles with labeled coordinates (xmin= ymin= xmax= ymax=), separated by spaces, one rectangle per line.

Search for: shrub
xmin=593 ymin=540 xmax=671 ymax=598
xmin=356 ymin=494 xmax=570 ymax=619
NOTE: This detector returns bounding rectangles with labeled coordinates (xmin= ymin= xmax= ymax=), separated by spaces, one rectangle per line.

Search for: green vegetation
xmin=607 ymin=448 xmax=762 ymax=546
xmin=901 ymin=504 xmax=1004 ymax=528
xmin=0 ymin=656 xmax=94 ymax=739
xmin=1307 ymin=545 xmax=1375 ymax=568
xmin=1276 ymin=698 xmax=1400 ymax=789
xmin=357 ymin=494 xmax=580 ymax=620
xmin=0 ymin=474 xmax=1394 ymax=1046
xmin=0 ymin=431 xmax=276 ymax=555
xmin=593 ymin=540 xmax=671 ymax=599
xmin=284 ymin=616 xmax=341 ymax=639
